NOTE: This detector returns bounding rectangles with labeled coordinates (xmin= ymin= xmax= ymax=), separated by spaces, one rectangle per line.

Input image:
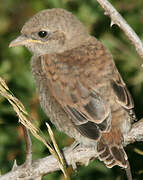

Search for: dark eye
xmin=38 ymin=31 xmax=47 ymax=38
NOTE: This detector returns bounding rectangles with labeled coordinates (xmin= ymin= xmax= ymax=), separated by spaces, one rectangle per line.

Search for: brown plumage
xmin=9 ymin=8 xmax=136 ymax=172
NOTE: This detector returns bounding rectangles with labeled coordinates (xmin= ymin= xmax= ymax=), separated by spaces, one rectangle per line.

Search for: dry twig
xmin=96 ymin=0 xmax=143 ymax=59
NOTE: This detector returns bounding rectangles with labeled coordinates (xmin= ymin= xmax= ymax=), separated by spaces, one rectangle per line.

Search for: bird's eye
xmin=38 ymin=31 xmax=47 ymax=38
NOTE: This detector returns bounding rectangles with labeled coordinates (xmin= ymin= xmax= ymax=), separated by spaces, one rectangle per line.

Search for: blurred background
xmin=0 ymin=0 xmax=143 ymax=179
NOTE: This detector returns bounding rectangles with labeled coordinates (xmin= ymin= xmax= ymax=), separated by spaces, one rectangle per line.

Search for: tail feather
xmin=97 ymin=138 xmax=127 ymax=168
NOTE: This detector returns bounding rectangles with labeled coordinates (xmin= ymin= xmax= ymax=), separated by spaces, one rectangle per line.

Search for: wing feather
xmin=40 ymin=53 xmax=111 ymax=141
xmin=112 ymin=72 xmax=134 ymax=110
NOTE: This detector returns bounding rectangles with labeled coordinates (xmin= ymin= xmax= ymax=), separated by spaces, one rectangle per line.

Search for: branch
xmin=22 ymin=125 xmax=32 ymax=166
xmin=124 ymin=118 xmax=143 ymax=145
xmin=96 ymin=0 xmax=143 ymax=59
xmin=0 ymin=119 xmax=143 ymax=180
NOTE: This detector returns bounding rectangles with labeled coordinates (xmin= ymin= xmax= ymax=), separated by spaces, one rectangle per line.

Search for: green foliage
xmin=0 ymin=0 xmax=143 ymax=179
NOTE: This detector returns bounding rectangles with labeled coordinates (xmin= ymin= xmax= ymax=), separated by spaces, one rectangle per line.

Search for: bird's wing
xmin=40 ymin=41 xmax=134 ymax=142
xmin=111 ymin=70 xmax=134 ymax=110
xmin=40 ymin=47 xmax=112 ymax=141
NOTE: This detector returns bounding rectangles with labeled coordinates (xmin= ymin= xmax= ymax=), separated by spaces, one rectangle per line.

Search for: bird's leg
xmin=62 ymin=141 xmax=80 ymax=170
xmin=69 ymin=141 xmax=80 ymax=150
xmin=71 ymin=141 xmax=80 ymax=170
xmin=63 ymin=141 xmax=80 ymax=152
xmin=64 ymin=141 xmax=94 ymax=170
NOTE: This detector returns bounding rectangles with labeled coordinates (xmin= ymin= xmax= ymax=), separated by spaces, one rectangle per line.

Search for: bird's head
xmin=9 ymin=8 xmax=89 ymax=56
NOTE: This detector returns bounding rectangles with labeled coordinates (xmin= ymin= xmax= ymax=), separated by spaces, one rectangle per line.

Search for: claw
xmin=71 ymin=159 xmax=77 ymax=171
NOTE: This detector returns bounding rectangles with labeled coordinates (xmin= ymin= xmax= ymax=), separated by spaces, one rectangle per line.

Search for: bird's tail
xmin=97 ymin=137 xmax=128 ymax=168
xmin=97 ymin=137 xmax=133 ymax=180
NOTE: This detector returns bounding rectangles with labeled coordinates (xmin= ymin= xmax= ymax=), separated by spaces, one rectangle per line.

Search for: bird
xmin=9 ymin=8 xmax=136 ymax=176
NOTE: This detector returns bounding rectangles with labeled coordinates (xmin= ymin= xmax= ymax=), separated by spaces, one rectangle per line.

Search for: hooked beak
xmin=9 ymin=35 xmax=31 ymax=47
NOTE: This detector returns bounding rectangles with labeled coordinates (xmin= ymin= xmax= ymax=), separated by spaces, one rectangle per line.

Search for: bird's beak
xmin=9 ymin=35 xmax=31 ymax=47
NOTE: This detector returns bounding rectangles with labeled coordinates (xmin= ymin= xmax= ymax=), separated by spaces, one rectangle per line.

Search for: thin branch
xmin=124 ymin=118 xmax=143 ymax=145
xmin=125 ymin=161 xmax=132 ymax=180
xmin=96 ymin=0 xmax=143 ymax=59
xmin=0 ymin=119 xmax=143 ymax=180
xmin=22 ymin=125 xmax=32 ymax=166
